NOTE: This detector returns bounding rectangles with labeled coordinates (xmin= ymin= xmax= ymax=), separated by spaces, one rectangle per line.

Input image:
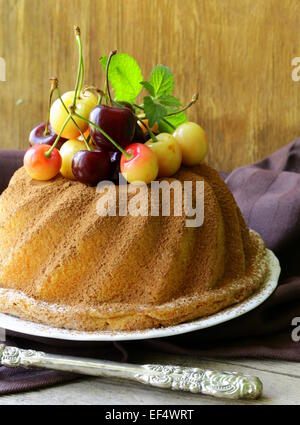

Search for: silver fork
xmin=0 ymin=344 xmax=262 ymax=400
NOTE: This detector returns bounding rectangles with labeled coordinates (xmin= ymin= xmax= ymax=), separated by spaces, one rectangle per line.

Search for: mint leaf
xmin=158 ymin=95 xmax=182 ymax=108
xmin=149 ymin=65 xmax=174 ymax=97
xmin=144 ymin=96 xmax=168 ymax=127
xmin=100 ymin=53 xmax=143 ymax=103
xmin=140 ymin=81 xmax=155 ymax=97
xmin=158 ymin=112 xmax=188 ymax=133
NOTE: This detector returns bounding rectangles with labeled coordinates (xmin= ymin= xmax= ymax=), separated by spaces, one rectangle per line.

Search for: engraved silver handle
xmin=0 ymin=344 xmax=262 ymax=399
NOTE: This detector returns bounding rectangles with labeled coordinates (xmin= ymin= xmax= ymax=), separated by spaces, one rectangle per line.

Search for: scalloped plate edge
xmin=0 ymin=249 xmax=280 ymax=341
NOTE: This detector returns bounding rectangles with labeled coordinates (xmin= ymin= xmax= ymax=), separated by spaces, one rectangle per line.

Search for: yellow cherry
xmin=173 ymin=122 xmax=208 ymax=166
xmin=145 ymin=133 xmax=182 ymax=177
xmin=120 ymin=143 xmax=159 ymax=184
xmin=60 ymin=139 xmax=88 ymax=179
xmin=50 ymin=91 xmax=97 ymax=140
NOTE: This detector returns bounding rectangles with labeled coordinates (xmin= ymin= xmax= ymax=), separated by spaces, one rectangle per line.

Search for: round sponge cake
xmin=0 ymin=163 xmax=268 ymax=331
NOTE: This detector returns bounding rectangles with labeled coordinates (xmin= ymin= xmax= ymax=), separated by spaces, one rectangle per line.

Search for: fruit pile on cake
xmin=0 ymin=27 xmax=269 ymax=331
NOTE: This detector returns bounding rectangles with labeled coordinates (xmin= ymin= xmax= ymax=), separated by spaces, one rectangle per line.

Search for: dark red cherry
xmin=89 ymin=105 xmax=136 ymax=151
xmin=72 ymin=150 xmax=110 ymax=186
xmin=29 ymin=122 xmax=66 ymax=149
xmin=108 ymin=151 xmax=121 ymax=184
xmin=116 ymin=101 xmax=134 ymax=112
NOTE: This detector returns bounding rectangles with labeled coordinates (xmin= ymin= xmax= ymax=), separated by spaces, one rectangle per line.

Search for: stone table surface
xmin=0 ymin=351 xmax=299 ymax=405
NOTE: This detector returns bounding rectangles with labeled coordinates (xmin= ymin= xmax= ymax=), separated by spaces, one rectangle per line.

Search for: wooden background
xmin=1 ymin=0 xmax=300 ymax=171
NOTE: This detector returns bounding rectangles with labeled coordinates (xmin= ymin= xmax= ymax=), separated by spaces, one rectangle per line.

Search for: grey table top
xmin=0 ymin=351 xmax=299 ymax=405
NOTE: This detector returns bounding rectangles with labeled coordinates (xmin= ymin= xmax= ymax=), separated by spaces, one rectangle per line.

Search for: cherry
xmin=89 ymin=50 xmax=136 ymax=152
xmin=60 ymin=139 xmax=88 ymax=179
xmin=29 ymin=79 xmax=66 ymax=149
xmin=89 ymin=105 xmax=136 ymax=151
xmin=146 ymin=133 xmax=182 ymax=177
xmin=50 ymin=90 xmax=98 ymax=140
xmin=108 ymin=150 xmax=121 ymax=183
xmin=120 ymin=143 xmax=159 ymax=184
xmin=116 ymin=101 xmax=134 ymax=112
xmin=29 ymin=122 xmax=66 ymax=149
xmin=24 ymin=144 xmax=62 ymax=181
xmin=173 ymin=122 xmax=208 ymax=166
xmin=72 ymin=149 xmax=110 ymax=186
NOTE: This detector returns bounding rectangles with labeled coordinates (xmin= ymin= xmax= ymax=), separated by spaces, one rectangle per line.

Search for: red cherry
xmin=120 ymin=143 xmax=159 ymax=184
xmin=24 ymin=145 xmax=62 ymax=181
xmin=117 ymin=101 xmax=134 ymax=112
xmin=89 ymin=105 xmax=136 ymax=151
xmin=108 ymin=151 xmax=121 ymax=184
xmin=72 ymin=150 xmax=110 ymax=186
xmin=29 ymin=122 xmax=66 ymax=149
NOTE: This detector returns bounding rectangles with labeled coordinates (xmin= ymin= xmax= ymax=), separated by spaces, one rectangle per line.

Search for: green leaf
xmin=158 ymin=112 xmax=188 ymax=133
xmin=149 ymin=65 xmax=174 ymax=97
xmin=143 ymin=96 xmax=168 ymax=127
xmin=158 ymin=95 xmax=182 ymax=108
xmin=140 ymin=81 xmax=155 ymax=97
xmin=100 ymin=53 xmax=143 ymax=103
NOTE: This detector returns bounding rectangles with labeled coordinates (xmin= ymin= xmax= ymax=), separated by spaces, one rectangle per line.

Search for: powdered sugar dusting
xmin=0 ymin=247 xmax=280 ymax=341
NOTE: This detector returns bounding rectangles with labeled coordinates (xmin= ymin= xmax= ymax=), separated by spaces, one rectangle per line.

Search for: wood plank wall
xmin=1 ymin=0 xmax=300 ymax=171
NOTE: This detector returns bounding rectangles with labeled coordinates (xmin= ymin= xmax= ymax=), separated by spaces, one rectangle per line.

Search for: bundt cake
xmin=0 ymin=162 xmax=268 ymax=331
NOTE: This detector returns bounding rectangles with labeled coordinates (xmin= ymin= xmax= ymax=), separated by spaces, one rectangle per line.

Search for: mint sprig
xmin=158 ymin=112 xmax=188 ymax=133
xmin=100 ymin=53 xmax=143 ymax=104
xmin=149 ymin=65 xmax=174 ymax=97
xmin=141 ymin=66 xmax=186 ymax=131
xmin=140 ymin=81 xmax=155 ymax=97
xmin=101 ymin=52 xmax=196 ymax=133
xmin=158 ymin=94 xmax=182 ymax=109
xmin=143 ymin=96 xmax=168 ymax=127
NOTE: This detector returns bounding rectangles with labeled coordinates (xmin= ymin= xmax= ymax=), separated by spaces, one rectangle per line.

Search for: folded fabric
xmin=0 ymin=150 xmax=23 ymax=195
xmin=0 ymin=140 xmax=299 ymax=394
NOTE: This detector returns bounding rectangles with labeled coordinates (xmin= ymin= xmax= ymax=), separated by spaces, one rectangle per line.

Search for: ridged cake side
xmin=0 ymin=163 xmax=268 ymax=331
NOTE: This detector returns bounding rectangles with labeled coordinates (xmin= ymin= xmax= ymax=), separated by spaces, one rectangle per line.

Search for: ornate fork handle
xmin=0 ymin=344 xmax=262 ymax=399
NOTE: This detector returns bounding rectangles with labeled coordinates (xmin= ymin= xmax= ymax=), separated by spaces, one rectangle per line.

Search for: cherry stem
xmin=73 ymin=112 xmax=133 ymax=160
xmin=44 ymin=78 xmax=58 ymax=136
xmin=114 ymin=100 xmax=158 ymax=143
xmin=135 ymin=93 xmax=198 ymax=129
xmin=138 ymin=119 xmax=158 ymax=142
xmin=79 ymin=61 xmax=84 ymax=96
xmin=55 ymin=87 xmax=91 ymax=151
xmin=83 ymin=86 xmax=105 ymax=105
xmin=45 ymin=114 xmax=72 ymax=158
xmin=165 ymin=93 xmax=199 ymax=117
xmin=73 ymin=26 xmax=83 ymax=106
xmin=161 ymin=117 xmax=176 ymax=130
xmin=105 ymin=50 xmax=117 ymax=106
xmin=112 ymin=100 xmax=157 ymax=142
xmin=133 ymin=103 xmax=144 ymax=111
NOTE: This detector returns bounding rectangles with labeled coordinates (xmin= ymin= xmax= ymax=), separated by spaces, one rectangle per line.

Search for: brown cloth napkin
xmin=0 ymin=140 xmax=299 ymax=395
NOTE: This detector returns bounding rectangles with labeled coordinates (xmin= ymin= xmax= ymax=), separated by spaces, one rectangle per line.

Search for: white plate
xmin=0 ymin=249 xmax=280 ymax=342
